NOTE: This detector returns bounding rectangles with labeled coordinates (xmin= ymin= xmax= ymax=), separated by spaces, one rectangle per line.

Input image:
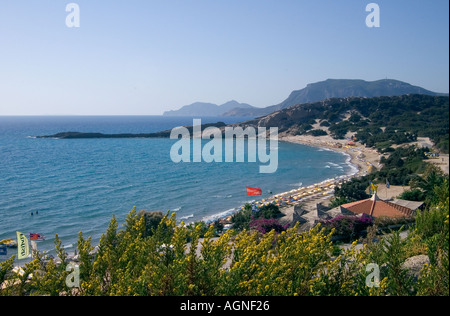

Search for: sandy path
xmin=427 ymin=154 xmax=449 ymax=175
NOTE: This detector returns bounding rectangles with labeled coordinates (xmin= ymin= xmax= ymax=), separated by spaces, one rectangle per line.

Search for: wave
xmin=201 ymin=208 xmax=238 ymax=224
xmin=180 ymin=214 xmax=194 ymax=220
xmin=212 ymin=194 xmax=233 ymax=199
xmin=325 ymin=162 xmax=344 ymax=170
xmin=338 ymin=152 xmax=359 ymax=176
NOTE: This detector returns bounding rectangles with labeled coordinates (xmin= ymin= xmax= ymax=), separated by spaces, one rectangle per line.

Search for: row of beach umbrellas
xmin=243 ymin=175 xmax=354 ymax=210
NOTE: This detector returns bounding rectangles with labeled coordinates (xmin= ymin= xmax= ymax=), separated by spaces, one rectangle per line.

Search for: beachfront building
xmin=337 ymin=193 xmax=423 ymax=218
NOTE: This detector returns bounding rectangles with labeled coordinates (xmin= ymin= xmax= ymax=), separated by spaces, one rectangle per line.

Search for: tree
xmin=138 ymin=210 xmax=165 ymax=237
xmin=409 ymin=164 xmax=448 ymax=206
xmin=334 ymin=176 xmax=371 ymax=202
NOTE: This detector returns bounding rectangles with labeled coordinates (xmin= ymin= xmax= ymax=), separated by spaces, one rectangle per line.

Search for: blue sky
xmin=0 ymin=0 xmax=448 ymax=115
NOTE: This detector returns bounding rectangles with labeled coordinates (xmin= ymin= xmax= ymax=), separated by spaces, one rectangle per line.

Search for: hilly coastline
xmin=224 ymin=79 xmax=446 ymax=117
xmin=163 ymin=79 xmax=445 ymax=118
xmin=234 ymin=94 xmax=449 ymax=153
xmin=39 ymin=94 xmax=449 ymax=155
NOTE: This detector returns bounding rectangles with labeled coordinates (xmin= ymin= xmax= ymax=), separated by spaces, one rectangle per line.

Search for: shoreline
xmin=205 ymin=134 xmax=378 ymax=226
xmin=5 ymin=134 xmax=380 ymax=266
xmin=279 ymin=134 xmax=381 ymax=178
xmin=5 ymin=135 xmax=398 ymax=267
xmin=273 ymin=134 xmax=380 ymax=222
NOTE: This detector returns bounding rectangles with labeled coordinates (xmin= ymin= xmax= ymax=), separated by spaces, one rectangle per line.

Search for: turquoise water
xmin=0 ymin=116 xmax=354 ymax=257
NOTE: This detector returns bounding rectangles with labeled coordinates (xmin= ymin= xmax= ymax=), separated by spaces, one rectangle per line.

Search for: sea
xmin=0 ymin=116 xmax=356 ymax=260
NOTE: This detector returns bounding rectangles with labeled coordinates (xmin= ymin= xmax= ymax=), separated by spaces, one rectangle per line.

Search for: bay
xmin=0 ymin=116 xmax=353 ymax=257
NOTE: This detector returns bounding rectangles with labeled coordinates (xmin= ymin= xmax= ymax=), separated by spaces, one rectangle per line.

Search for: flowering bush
xmin=249 ymin=218 xmax=288 ymax=235
xmin=1 ymin=184 xmax=448 ymax=296
xmin=320 ymin=214 xmax=374 ymax=241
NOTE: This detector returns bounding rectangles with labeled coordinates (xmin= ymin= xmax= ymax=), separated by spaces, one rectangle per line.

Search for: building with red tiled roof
xmin=340 ymin=193 xmax=417 ymax=218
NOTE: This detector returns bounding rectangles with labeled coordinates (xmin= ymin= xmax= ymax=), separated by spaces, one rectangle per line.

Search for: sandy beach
xmin=280 ymin=134 xmax=381 ymax=176
xmin=272 ymin=133 xmax=379 ymax=223
xmin=224 ymin=129 xmax=450 ymax=228
xmin=220 ymin=131 xmax=383 ymax=225
xmin=274 ymin=133 xmax=449 ymax=224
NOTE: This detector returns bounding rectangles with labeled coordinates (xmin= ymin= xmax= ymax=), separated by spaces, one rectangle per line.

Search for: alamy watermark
xmin=169 ymin=119 xmax=279 ymax=174
xmin=66 ymin=3 xmax=80 ymax=28
xmin=66 ymin=263 xmax=80 ymax=288
xmin=64 ymin=3 xmax=378 ymax=29
xmin=366 ymin=3 xmax=381 ymax=28
xmin=366 ymin=263 xmax=381 ymax=288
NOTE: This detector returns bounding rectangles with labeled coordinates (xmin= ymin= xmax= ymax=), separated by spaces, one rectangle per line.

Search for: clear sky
xmin=0 ymin=0 xmax=448 ymax=115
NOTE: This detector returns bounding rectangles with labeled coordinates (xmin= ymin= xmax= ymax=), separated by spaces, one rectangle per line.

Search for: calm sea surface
xmin=0 ymin=116 xmax=354 ymax=258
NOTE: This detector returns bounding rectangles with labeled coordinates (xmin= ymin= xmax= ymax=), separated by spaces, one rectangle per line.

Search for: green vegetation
xmin=332 ymin=177 xmax=371 ymax=205
xmin=378 ymin=146 xmax=429 ymax=185
xmin=1 ymin=179 xmax=448 ymax=296
xmin=332 ymin=146 xmax=448 ymax=207
xmin=231 ymin=203 xmax=283 ymax=232
xmin=277 ymin=95 xmax=449 ymax=153
xmin=308 ymin=129 xmax=328 ymax=137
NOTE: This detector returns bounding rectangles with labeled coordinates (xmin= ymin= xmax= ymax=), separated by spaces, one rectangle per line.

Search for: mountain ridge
xmin=223 ymin=79 xmax=446 ymax=117
xmin=162 ymin=79 xmax=446 ymax=118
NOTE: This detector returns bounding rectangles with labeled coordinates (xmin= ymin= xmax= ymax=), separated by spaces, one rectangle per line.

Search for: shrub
xmin=308 ymin=129 xmax=328 ymax=137
xmin=138 ymin=210 xmax=164 ymax=237
xmin=398 ymin=189 xmax=426 ymax=202
xmin=1 ymin=181 xmax=448 ymax=297
xmin=231 ymin=209 xmax=252 ymax=231
xmin=249 ymin=218 xmax=288 ymax=235
xmin=258 ymin=204 xmax=282 ymax=219
xmin=320 ymin=214 xmax=373 ymax=241
xmin=231 ymin=203 xmax=282 ymax=232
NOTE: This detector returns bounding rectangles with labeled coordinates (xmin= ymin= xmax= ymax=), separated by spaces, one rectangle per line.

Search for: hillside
xmin=47 ymin=95 xmax=449 ymax=153
xmin=235 ymin=94 xmax=449 ymax=153
xmin=163 ymin=100 xmax=256 ymax=117
xmin=223 ymin=79 xmax=445 ymax=117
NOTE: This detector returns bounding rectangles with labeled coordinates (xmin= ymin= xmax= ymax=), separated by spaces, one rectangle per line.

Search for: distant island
xmin=163 ymin=79 xmax=447 ymax=118
xmin=163 ymin=100 xmax=256 ymax=117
